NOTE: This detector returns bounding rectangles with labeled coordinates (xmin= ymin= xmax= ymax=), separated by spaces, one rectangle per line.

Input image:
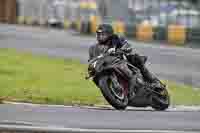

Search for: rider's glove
xmin=121 ymin=47 xmax=132 ymax=53
xmin=107 ymin=48 xmax=116 ymax=54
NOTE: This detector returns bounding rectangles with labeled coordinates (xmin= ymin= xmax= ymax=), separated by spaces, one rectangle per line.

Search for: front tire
xmin=98 ymin=75 xmax=128 ymax=110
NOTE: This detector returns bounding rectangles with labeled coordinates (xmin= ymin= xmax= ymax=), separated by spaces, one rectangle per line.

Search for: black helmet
xmin=96 ymin=24 xmax=114 ymax=44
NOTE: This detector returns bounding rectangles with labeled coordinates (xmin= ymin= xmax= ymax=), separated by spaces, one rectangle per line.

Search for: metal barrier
xmin=14 ymin=0 xmax=200 ymax=46
xmin=112 ymin=20 xmax=125 ymax=35
xmin=17 ymin=0 xmax=46 ymax=25
xmin=153 ymin=26 xmax=167 ymax=41
xmin=17 ymin=0 xmax=25 ymax=24
xmin=16 ymin=0 xmax=71 ymax=28
xmin=76 ymin=0 xmax=100 ymax=34
xmin=187 ymin=28 xmax=200 ymax=43
xmin=24 ymin=0 xmax=40 ymax=25
xmin=168 ymin=25 xmax=186 ymax=45
xmin=136 ymin=23 xmax=154 ymax=42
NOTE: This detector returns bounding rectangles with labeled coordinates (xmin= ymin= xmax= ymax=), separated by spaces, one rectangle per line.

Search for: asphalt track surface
xmin=0 ymin=24 xmax=200 ymax=132
xmin=0 ymin=103 xmax=200 ymax=131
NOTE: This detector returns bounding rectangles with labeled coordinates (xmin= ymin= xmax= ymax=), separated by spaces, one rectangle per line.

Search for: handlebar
xmin=88 ymin=48 xmax=132 ymax=63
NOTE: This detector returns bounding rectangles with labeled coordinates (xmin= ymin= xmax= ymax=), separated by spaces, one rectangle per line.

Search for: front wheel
xmin=151 ymin=86 xmax=170 ymax=111
xmin=98 ymin=75 xmax=128 ymax=110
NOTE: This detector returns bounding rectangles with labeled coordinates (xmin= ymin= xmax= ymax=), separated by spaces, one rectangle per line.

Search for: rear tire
xmin=98 ymin=75 xmax=128 ymax=110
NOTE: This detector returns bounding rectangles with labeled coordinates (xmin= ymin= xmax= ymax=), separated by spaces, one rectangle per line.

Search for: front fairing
xmin=88 ymin=55 xmax=120 ymax=77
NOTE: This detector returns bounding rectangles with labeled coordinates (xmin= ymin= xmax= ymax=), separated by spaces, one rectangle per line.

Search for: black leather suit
xmin=88 ymin=34 xmax=157 ymax=84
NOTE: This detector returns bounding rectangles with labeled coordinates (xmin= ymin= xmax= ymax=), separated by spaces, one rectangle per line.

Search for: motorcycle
xmin=86 ymin=49 xmax=170 ymax=111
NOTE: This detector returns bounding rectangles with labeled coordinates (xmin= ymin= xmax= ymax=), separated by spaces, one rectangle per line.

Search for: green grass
xmin=0 ymin=48 xmax=104 ymax=105
xmin=0 ymin=48 xmax=199 ymax=106
xmin=164 ymin=80 xmax=200 ymax=106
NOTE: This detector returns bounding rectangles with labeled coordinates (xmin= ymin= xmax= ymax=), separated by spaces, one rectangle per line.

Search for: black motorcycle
xmin=86 ymin=49 xmax=170 ymax=111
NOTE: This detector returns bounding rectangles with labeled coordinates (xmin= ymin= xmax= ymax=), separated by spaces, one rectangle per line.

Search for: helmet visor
xmin=96 ymin=31 xmax=109 ymax=43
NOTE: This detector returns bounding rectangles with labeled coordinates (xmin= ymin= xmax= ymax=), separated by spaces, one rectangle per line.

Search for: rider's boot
xmin=141 ymin=66 xmax=161 ymax=88
xmin=128 ymin=75 xmax=137 ymax=100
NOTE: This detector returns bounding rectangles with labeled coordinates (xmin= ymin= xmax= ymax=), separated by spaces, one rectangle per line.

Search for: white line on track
xmin=0 ymin=125 xmax=199 ymax=133
xmin=2 ymin=101 xmax=200 ymax=112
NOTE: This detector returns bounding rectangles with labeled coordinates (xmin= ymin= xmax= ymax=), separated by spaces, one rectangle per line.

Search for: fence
xmin=3 ymin=0 xmax=200 ymax=45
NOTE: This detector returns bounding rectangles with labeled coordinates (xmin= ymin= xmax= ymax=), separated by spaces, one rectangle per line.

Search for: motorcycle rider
xmin=88 ymin=24 xmax=160 ymax=99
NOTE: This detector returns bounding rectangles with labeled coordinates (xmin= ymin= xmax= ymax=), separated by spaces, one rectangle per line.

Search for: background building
xmin=0 ymin=0 xmax=17 ymax=23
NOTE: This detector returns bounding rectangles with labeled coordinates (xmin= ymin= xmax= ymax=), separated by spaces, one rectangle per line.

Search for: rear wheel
xmin=98 ymin=75 xmax=128 ymax=110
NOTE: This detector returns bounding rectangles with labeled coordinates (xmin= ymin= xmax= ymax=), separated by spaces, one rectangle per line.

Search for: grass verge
xmin=0 ymin=48 xmax=199 ymax=106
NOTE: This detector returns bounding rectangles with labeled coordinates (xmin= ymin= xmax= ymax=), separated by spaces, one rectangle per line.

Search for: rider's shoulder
xmin=112 ymin=34 xmax=127 ymax=43
xmin=119 ymin=35 xmax=128 ymax=44
xmin=89 ymin=43 xmax=98 ymax=50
